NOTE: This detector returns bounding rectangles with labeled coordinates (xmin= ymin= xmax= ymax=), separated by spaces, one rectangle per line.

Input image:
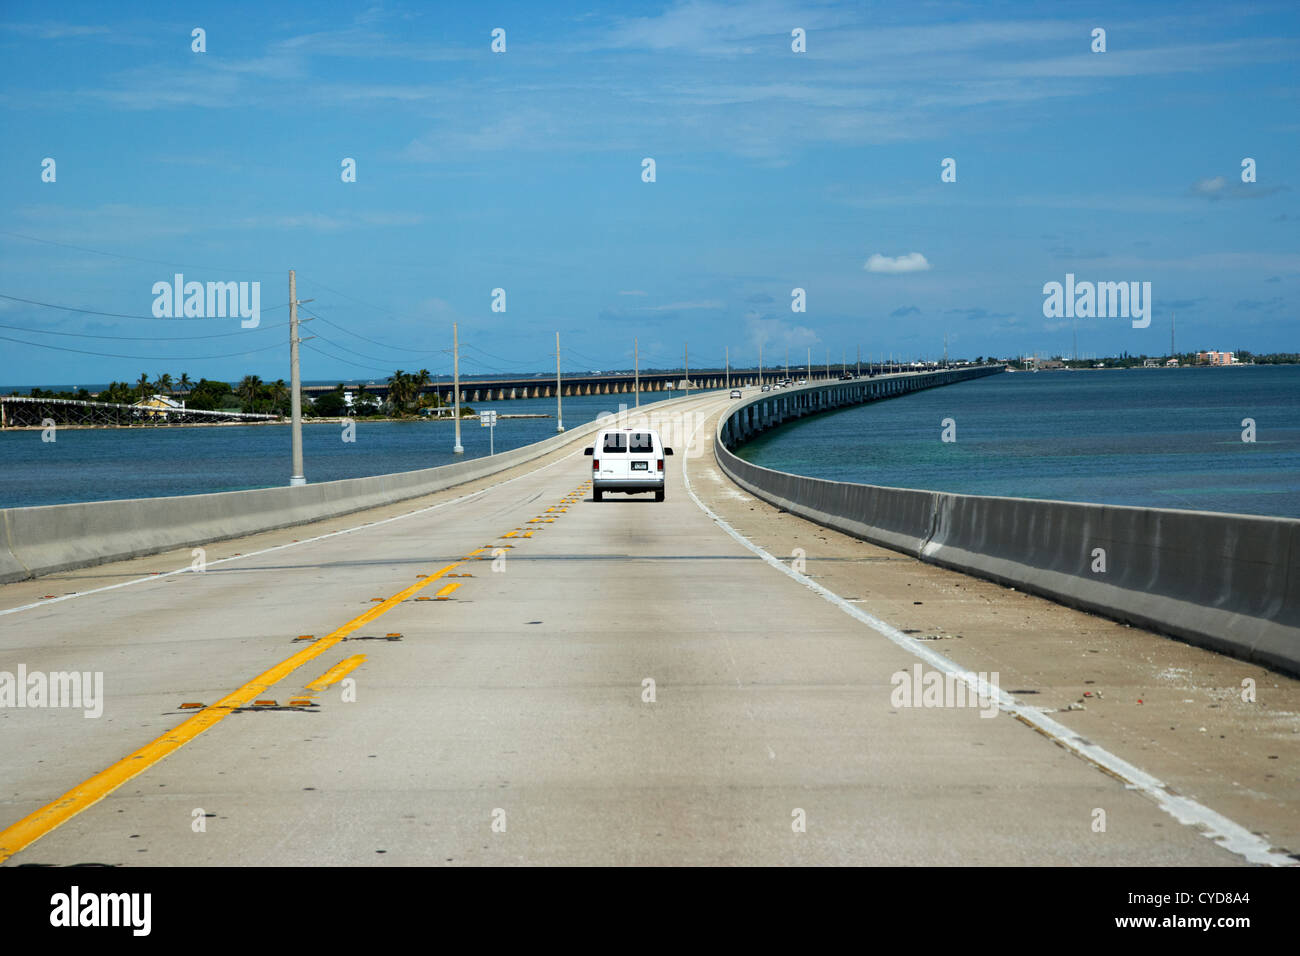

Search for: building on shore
xmin=132 ymin=395 xmax=186 ymax=419
xmin=1196 ymin=351 xmax=1235 ymax=366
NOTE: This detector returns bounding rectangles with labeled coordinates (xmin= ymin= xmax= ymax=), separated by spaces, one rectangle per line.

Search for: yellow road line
xmin=434 ymin=582 xmax=462 ymax=601
xmin=305 ymin=655 xmax=367 ymax=691
xmin=0 ymin=561 xmax=461 ymax=863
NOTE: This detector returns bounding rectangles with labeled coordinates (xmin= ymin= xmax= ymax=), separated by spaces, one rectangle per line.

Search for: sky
xmin=0 ymin=0 xmax=1296 ymax=386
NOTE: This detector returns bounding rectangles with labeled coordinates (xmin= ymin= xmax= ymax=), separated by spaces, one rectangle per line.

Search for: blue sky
xmin=0 ymin=0 xmax=1296 ymax=386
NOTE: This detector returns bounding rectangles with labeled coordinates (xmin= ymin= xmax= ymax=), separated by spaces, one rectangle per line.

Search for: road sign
xmin=481 ymin=409 xmax=497 ymax=454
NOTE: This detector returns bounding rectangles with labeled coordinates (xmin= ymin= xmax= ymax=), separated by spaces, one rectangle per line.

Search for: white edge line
xmin=680 ymin=400 xmax=1294 ymax=868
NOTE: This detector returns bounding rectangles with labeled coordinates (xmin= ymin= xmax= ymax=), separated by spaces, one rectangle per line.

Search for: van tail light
xmin=592 ymin=459 xmax=599 ymax=470
xmin=657 ymin=459 xmax=664 ymax=472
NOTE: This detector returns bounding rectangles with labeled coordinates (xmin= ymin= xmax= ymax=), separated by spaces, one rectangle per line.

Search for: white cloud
xmin=743 ymin=312 xmax=819 ymax=354
xmin=865 ymin=252 xmax=931 ymax=274
xmin=646 ymin=300 xmax=722 ymax=311
xmin=1192 ymin=176 xmax=1226 ymax=197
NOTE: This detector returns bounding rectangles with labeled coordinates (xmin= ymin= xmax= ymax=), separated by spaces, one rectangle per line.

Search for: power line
xmin=461 ymin=343 xmax=538 ymax=367
xmin=296 ymin=276 xmax=408 ymax=320
xmin=0 ymin=319 xmax=287 ymax=341
xmin=309 ymin=327 xmax=448 ymax=371
xmin=300 ymin=341 xmax=402 ymax=376
xmin=0 ymin=291 xmax=290 ymax=322
xmin=0 ymin=332 xmax=285 ymax=361
xmin=301 ymin=305 xmax=446 ymax=355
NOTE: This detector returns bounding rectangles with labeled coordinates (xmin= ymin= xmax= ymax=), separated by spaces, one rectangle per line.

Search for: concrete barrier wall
xmin=0 ymin=393 xmax=703 ymax=585
xmin=716 ymin=370 xmax=1300 ymax=675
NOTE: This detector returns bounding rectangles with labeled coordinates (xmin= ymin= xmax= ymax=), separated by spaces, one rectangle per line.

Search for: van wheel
xmin=593 ymin=489 xmax=603 ymax=502
xmin=655 ymin=489 xmax=665 ymax=502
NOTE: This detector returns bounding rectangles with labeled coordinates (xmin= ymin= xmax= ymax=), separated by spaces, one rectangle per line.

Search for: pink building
xmin=1197 ymin=351 xmax=1235 ymax=366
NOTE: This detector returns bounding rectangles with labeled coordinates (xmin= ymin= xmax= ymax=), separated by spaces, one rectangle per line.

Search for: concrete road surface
xmin=0 ymin=392 xmax=1289 ymax=865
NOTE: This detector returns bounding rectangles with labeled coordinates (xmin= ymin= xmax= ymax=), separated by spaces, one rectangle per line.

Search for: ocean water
xmin=0 ymin=391 xmax=687 ymax=509
xmin=736 ymin=366 xmax=1300 ymax=518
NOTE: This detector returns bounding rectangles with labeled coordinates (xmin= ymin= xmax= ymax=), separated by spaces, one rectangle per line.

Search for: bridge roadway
xmin=0 ymin=390 xmax=1292 ymax=865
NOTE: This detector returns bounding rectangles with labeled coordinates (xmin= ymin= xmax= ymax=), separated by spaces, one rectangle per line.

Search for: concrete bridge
xmin=303 ymin=364 xmax=938 ymax=404
xmin=0 ymin=368 xmax=1295 ymax=867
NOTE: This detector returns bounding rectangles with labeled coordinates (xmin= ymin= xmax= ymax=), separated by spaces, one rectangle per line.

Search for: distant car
xmin=761 ymin=384 xmax=771 ymax=392
xmin=584 ymin=428 xmax=674 ymax=502
xmin=797 ymin=379 xmax=806 ymax=384
xmin=729 ymin=389 xmax=742 ymax=399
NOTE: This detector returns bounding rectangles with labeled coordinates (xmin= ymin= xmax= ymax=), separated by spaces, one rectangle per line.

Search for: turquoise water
xmin=736 ymin=367 xmax=1300 ymax=518
xmin=0 ymin=391 xmax=686 ymax=509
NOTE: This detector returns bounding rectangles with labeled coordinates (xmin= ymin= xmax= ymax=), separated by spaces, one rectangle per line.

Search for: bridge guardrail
xmin=0 ymin=392 xmax=710 ymax=585
xmin=714 ymin=369 xmax=1300 ymax=676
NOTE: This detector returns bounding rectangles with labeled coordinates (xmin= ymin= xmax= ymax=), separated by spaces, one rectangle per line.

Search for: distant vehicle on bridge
xmin=584 ymin=427 xmax=674 ymax=502
xmin=729 ymin=389 xmax=742 ymax=399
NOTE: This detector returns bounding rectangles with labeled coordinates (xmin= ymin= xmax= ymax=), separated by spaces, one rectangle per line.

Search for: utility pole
xmin=758 ymin=343 xmax=763 ymax=387
xmin=943 ymin=332 xmax=948 ymax=368
xmin=288 ymin=269 xmax=307 ymax=486
xmin=725 ymin=346 xmax=729 ymax=390
xmin=555 ymin=331 xmax=564 ymax=432
xmin=807 ymin=346 xmax=811 ymax=381
xmin=684 ymin=343 xmax=689 ymax=397
xmin=856 ymin=344 xmax=860 ymax=377
xmin=634 ymin=337 xmax=639 ymax=408
xmin=825 ymin=348 xmax=830 ymax=380
xmin=1171 ymin=311 xmax=1176 ymax=360
xmin=841 ymin=348 xmax=846 ymax=378
xmin=452 ymin=322 xmax=463 ymax=454
xmin=785 ymin=348 xmax=789 ymax=381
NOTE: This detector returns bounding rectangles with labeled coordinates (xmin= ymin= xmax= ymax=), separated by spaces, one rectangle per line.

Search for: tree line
xmin=22 ymin=368 xmax=471 ymax=418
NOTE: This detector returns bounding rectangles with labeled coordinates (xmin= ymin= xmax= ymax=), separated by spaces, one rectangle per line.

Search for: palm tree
xmin=135 ymin=372 xmax=152 ymax=401
xmin=153 ymin=373 xmax=174 ymax=396
xmin=388 ymin=370 xmax=412 ymax=415
xmin=237 ymin=374 xmax=263 ymax=412
xmin=268 ymin=379 xmax=289 ymax=414
xmin=177 ymin=373 xmax=193 ymax=395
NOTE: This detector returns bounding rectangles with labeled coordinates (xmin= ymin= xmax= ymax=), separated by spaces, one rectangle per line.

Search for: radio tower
xmin=1171 ymin=311 xmax=1176 ymax=361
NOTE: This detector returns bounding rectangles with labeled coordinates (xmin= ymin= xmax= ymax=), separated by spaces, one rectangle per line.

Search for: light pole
xmin=555 ymin=331 xmax=564 ymax=432
xmin=452 ymin=322 xmax=463 ymax=454
xmin=288 ymin=269 xmax=312 ymax=486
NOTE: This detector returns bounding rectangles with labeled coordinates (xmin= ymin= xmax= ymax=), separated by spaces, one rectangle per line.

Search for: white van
xmin=584 ymin=427 xmax=674 ymax=501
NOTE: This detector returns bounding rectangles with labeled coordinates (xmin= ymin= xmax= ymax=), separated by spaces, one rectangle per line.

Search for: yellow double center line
xmin=0 ymin=562 xmax=461 ymax=864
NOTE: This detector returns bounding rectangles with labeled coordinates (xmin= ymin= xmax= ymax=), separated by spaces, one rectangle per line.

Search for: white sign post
xmin=480 ymin=409 xmax=498 ymax=455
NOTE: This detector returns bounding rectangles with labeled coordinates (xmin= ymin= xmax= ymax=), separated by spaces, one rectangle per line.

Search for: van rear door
xmin=595 ymin=429 xmax=660 ymax=483
xmin=626 ymin=430 xmax=657 ymax=477
xmin=597 ymin=430 xmax=629 ymax=480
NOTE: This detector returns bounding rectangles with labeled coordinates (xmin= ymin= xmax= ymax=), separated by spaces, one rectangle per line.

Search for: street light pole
xmin=452 ymin=322 xmax=463 ymax=454
xmin=555 ymin=331 xmax=564 ymax=432
xmin=288 ymin=269 xmax=306 ymax=486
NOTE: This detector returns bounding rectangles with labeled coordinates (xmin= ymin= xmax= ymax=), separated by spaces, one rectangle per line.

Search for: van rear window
xmin=628 ymin=432 xmax=654 ymax=453
xmin=602 ymin=433 xmax=627 ymax=452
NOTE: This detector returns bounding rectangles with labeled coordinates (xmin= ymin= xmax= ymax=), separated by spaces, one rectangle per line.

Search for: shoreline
xmin=0 ymin=413 xmax=551 ymax=432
